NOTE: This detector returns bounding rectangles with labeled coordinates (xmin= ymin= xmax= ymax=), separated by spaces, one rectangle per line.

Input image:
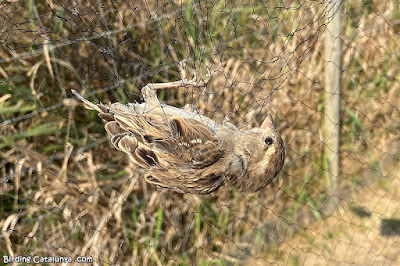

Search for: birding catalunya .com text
xmin=3 ymin=255 xmax=93 ymax=264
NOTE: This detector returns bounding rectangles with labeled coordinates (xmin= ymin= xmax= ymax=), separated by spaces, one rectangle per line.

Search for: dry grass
xmin=1 ymin=0 xmax=400 ymax=265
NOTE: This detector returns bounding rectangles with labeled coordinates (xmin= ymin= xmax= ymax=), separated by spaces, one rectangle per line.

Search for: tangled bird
xmin=72 ymin=60 xmax=285 ymax=194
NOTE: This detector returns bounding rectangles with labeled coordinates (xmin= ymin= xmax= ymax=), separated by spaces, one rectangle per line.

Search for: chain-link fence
xmin=1 ymin=0 xmax=399 ymax=265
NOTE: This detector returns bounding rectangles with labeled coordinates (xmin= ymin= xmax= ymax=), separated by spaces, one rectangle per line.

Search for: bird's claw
xmin=141 ymin=59 xmax=212 ymax=105
xmin=177 ymin=59 xmax=212 ymax=88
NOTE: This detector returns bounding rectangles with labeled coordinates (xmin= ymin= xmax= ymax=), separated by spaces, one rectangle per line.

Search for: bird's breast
xmin=225 ymin=153 xmax=246 ymax=177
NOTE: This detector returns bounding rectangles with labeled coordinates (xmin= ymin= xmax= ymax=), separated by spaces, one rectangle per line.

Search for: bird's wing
xmin=98 ymin=103 xmax=224 ymax=193
xmin=131 ymin=102 xmax=219 ymax=129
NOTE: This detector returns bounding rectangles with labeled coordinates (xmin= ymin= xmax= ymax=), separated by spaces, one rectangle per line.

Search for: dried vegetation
xmin=1 ymin=0 xmax=399 ymax=264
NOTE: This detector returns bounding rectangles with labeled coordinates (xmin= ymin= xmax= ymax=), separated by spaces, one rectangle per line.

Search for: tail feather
xmin=71 ymin=90 xmax=103 ymax=113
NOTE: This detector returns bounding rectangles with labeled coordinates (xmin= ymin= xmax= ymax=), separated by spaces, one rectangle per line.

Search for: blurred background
xmin=1 ymin=0 xmax=399 ymax=264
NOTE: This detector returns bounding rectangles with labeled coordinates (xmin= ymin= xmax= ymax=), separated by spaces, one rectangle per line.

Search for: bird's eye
xmin=265 ymin=137 xmax=274 ymax=146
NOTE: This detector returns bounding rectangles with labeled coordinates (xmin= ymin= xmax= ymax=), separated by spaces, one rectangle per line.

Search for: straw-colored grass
xmin=1 ymin=0 xmax=399 ymax=264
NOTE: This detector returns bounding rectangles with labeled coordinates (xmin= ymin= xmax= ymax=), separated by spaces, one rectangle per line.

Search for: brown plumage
xmin=72 ymin=60 xmax=285 ymax=194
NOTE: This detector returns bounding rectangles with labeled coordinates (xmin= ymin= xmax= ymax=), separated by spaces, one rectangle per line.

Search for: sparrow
xmin=72 ymin=60 xmax=285 ymax=194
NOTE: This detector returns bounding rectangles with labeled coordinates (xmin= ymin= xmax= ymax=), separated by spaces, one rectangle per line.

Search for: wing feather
xmin=95 ymin=103 xmax=224 ymax=193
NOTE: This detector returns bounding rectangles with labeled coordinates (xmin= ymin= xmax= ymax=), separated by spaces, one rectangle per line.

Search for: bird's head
xmin=237 ymin=114 xmax=285 ymax=193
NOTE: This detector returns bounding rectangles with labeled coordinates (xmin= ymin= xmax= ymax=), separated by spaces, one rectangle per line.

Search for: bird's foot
xmin=178 ymin=59 xmax=211 ymax=88
xmin=141 ymin=59 xmax=212 ymax=105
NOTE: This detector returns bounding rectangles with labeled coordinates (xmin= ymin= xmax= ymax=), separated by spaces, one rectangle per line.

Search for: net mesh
xmin=1 ymin=0 xmax=399 ymax=264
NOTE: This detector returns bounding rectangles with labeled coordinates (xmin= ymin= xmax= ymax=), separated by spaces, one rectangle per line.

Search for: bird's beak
xmin=260 ymin=114 xmax=276 ymax=130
